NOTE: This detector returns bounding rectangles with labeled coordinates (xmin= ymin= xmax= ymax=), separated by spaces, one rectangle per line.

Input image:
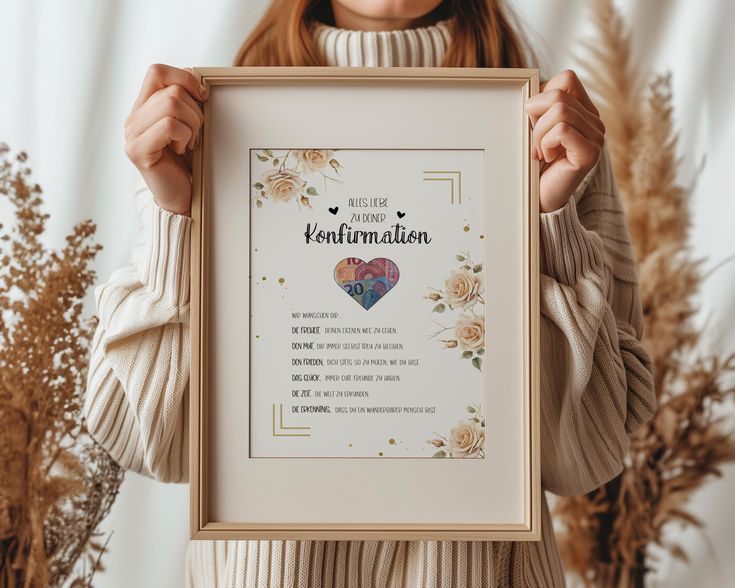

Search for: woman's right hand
xmin=124 ymin=64 xmax=208 ymax=215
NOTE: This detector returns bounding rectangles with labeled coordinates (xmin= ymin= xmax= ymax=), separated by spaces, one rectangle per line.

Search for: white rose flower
xmin=261 ymin=169 xmax=305 ymax=203
xmin=294 ymin=149 xmax=334 ymax=173
xmin=444 ymin=269 xmax=483 ymax=310
xmin=454 ymin=313 xmax=485 ymax=352
xmin=449 ymin=420 xmax=485 ymax=458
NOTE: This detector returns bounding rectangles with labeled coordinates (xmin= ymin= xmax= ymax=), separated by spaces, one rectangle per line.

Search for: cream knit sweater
xmin=83 ymin=18 xmax=655 ymax=588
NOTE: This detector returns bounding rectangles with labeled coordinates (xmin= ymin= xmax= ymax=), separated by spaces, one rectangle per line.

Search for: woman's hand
xmin=124 ymin=64 xmax=208 ymax=215
xmin=525 ymin=69 xmax=605 ymax=213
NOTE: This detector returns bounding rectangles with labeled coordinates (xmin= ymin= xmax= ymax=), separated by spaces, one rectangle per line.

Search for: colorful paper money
xmin=334 ymin=258 xmax=399 ymax=310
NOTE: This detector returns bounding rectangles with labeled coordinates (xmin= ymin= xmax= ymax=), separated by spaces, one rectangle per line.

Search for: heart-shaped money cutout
xmin=334 ymin=258 xmax=400 ymax=310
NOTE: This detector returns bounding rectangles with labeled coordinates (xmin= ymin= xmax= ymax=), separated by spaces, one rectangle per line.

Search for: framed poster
xmin=190 ymin=67 xmax=540 ymax=541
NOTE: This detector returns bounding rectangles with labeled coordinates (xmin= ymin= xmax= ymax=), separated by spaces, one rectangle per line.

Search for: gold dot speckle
xmin=348 ymin=443 xmax=352 ymax=447
xmin=463 ymin=225 xmax=470 ymax=232
xmin=278 ymin=277 xmax=285 ymax=284
xmin=261 ymin=276 xmax=267 ymax=281
xmin=378 ymin=452 xmax=384 ymax=456
xmin=388 ymin=438 xmax=396 ymax=445
xmin=480 ymin=234 xmax=485 ymax=239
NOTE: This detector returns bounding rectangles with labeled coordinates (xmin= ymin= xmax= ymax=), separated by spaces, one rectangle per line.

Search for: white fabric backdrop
xmin=1 ymin=1 xmax=733 ymax=586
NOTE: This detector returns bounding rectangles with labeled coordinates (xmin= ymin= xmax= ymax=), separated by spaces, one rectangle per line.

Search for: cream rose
xmin=449 ymin=420 xmax=485 ymax=458
xmin=261 ymin=169 xmax=305 ymax=203
xmin=454 ymin=313 xmax=485 ymax=352
xmin=444 ymin=269 xmax=483 ymax=309
xmin=295 ymin=149 xmax=334 ymax=172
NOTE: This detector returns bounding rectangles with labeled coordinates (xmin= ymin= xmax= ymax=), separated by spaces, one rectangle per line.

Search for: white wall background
xmin=0 ymin=0 xmax=732 ymax=586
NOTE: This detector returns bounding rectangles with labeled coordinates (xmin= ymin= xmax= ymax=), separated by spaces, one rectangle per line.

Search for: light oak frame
xmin=190 ymin=67 xmax=540 ymax=541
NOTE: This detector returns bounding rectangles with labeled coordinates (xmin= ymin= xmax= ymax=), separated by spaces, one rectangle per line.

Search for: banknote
xmin=334 ymin=258 xmax=399 ymax=310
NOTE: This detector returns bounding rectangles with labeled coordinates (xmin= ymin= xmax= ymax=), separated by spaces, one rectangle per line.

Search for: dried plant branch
xmin=554 ymin=1 xmax=735 ymax=586
xmin=0 ymin=144 xmax=124 ymax=588
xmin=574 ymin=0 xmax=641 ymax=198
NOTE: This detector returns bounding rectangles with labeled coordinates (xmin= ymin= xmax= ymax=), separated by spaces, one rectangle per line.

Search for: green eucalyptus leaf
xmin=433 ymin=450 xmax=447 ymax=458
xmin=306 ymin=186 xmax=318 ymax=196
xmin=461 ymin=351 xmax=473 ymax=359
xmin=253 ymin=182 xmax=264 ymax=190
xmin=256 ymin=154 xmax=269 ymax=162
xmin=467 ymin=405 xmax=476 ymax=413
xmin=456 ymin=255 xmax=466 ymax=261
xmin=472 ymin=357 xmax=482 ymax=371
xmin=472 ymin=264 xmax=482 ymax=273
xmin=433 ymin=303 xmax=446 ymax=313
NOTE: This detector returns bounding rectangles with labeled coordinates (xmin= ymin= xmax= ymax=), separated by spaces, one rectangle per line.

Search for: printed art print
xmin=249 ymin=148 xmax=486 ymax=459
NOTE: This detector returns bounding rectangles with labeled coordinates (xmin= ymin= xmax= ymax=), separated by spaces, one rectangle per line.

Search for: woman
xmin=84 ymin=0 xmax=656 ymax=586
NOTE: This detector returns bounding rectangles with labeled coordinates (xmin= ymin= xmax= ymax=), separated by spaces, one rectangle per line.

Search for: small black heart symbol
xmin=329 ymin=206 xmax=339 ymax=215
xmin=397 ymin=211 xmax=406 ymax=219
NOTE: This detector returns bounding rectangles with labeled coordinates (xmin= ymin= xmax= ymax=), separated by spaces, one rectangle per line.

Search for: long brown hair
xmin=235 ymin=0 xmax=529 ymax=68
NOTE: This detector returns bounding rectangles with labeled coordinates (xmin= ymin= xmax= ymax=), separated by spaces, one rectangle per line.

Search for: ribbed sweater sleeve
xmin=537 ymin=146 xmax=655 ymax=496
xmin=84 ymin=193 xmax=191 ymax=483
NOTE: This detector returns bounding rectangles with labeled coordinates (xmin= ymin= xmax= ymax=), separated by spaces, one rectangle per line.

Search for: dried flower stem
xmin=554 ymin=2 xmax=735 ymax=586
xmin=0 ymin=144 xmax=124 ymax=587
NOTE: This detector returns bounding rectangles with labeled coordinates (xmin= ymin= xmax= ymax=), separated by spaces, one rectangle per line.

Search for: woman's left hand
xmin=525 ymin=69 xmax=606 ymax=213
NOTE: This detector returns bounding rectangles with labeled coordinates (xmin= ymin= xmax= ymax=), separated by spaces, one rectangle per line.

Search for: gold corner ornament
xmin=272 ymin=403 xmax=311 ymax=436
xmin=422 ymin=170 xmax=462 ymax=204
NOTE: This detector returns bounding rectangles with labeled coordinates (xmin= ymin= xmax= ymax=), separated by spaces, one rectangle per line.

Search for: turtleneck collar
xmin=311 ymin=18 xmax=452 ymax=67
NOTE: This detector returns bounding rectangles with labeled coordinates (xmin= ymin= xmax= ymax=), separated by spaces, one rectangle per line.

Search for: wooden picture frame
xmin=190 ymin=67 xmax=540 ymax=541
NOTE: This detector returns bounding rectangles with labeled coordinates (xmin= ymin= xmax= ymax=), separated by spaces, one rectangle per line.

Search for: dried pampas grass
xmin=0 ymin=144 xmax=124 ymax=588
xmin=553 ymin=1 xmax=735 ymax=586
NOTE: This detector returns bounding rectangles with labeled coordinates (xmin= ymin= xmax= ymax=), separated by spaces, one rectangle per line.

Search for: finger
xmin=540 ymin=122 xmax=601 ymax=170
xmin=526 ymin=89 xmax=604 ymax=134
xmin=125 ymin=116 xmax=193 ymax=168
xmin=542 ymin=70 xmax=599 ymax=117
xmin=526 ymin=89 xmax=604 ymax=160
xmin=133 ymin=64 xmax=207 ymax=111
xmin=126 ymin=85 xmax=203 ymax=149
xmin=127 ymin=85 xmax=203 ymax=139
xmin=532 ymin=102 xmax=604 ymax=160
